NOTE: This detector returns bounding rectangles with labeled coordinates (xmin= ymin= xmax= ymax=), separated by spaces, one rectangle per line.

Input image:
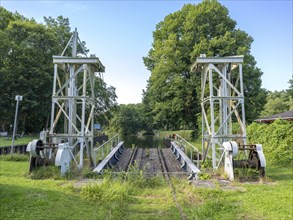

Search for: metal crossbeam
xmin=49 ymin=28 xmax=104 ymax=169
xmin=53 ymin=56 xmax=105 ymax=72
xmin=192 ymin=55 xmax=246 ymax=169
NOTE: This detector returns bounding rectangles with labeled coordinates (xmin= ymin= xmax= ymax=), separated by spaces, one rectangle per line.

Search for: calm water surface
xmin=122 ymin=135 xmax=164 ymax=148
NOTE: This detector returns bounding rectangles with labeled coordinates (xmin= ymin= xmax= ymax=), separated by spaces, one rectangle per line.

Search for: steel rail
xmin=158 ymin=148 xmax=187 ymax=220
xmin=126 ymin=146 xmax=138 ymax=172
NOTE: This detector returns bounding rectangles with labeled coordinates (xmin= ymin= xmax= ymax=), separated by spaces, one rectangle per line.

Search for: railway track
xmin=115 ymin=147 xmax=186 ymax=175
xmin=115 ymin=146 xmax=187 ymax=220
xmin=158 ymin=148 xmax=187 ymax=220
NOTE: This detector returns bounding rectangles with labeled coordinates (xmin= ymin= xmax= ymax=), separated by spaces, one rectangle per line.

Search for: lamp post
xmin=11 ymin=95 xmax=23 ymax=155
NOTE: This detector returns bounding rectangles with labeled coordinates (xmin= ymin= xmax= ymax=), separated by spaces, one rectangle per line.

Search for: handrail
xmin=175 ymin=134 xmax=199 ymax=152
xmin=93 ymin=141 xmax=124 ymax=173
xmin=92 ymin=134 xmax=119 ymax=166
xmin=174 ymin=134 xmax=201 ymax=168
xmin=171 ymin=142 xmax=200 ymax=180
xmin=93 ymin=134 xmax=119 ymax=152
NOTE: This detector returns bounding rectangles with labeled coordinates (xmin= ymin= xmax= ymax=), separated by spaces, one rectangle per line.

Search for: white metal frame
xmin=192 ymin=56 xmax=246 ymax=169
xmin=49 ymin=29 xmax=105 ymax=169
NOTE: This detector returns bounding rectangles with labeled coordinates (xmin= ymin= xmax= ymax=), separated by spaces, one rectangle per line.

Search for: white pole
xmin=11 ymin=95 xmax=22 ymax=155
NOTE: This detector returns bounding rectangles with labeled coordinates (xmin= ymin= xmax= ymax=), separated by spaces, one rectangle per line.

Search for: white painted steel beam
xmin=196 ymin=56 xmax=244 ymax=64
xmin=48 ymin=29 xmax=105 ymax=172
xmin=53 ymin=56 xmax=105 ymax=72
xmin=93 ymin=142 xmax=124 ymax=173
xmin=171 ymin=142 xmax=201 ymax=178
xmin=192 ymin=55 xmax=246 ymax=170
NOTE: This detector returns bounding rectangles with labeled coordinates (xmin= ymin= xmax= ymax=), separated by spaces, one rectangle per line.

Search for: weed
xmin=80 ymin=177 xmax=130 ymax=218
xmin=125 ymin=162 xmax=166 ymax=188
xmin=200 ymin=159 xmax=212 ymax=169
xmin=198 ymin=172 xmax=211 ymax=180
xmin=29 ymin=166 xmax=62 ymax=180
xmin=234 ymin=168 xmax=261 ymax=182
xmin=65 ymin=183 xmax=82 ymax=193
xmin=0 ymin=153 xmax=29 ymax=162
xmin=1 ymin=159 xmax=292 ymax=220
xmin=247 ymin=120 xmax=293 ymax=166
xmin=145 ymin=147 xmax=150 ymax=157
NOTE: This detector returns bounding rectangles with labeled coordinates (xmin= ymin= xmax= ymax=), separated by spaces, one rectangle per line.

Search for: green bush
xmin=247 ymin=120 xmax=293 ymax=166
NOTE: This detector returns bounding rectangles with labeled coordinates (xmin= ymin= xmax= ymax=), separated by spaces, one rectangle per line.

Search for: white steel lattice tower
xmin=49 ymin=29 xmax=105 ymax=168
xmin=191 ymin=56 xmax=246 ymax=169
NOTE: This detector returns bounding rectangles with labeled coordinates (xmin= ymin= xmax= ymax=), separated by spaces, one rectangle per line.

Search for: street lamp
xmin=11 ymin=95 xmax=23 ymax=155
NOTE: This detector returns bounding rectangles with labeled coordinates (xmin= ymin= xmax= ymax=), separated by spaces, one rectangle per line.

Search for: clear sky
xmin=1 ymin=0 xmax=292 ymax=104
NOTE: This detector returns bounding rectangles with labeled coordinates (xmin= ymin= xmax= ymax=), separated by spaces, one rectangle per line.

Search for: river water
xmin=121 ymin=135 xmax=164 ymax=148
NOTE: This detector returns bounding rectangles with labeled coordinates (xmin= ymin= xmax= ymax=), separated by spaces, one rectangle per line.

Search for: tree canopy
xmin=260 ymin=88 xmax=293 ymax=117
xmin=0 ymin=7 xmax=117 ymax=133
xmin=109 ymin=104 xmax=145 ymax=135
xmin=142 ymin=0 xmax=266 ymax=131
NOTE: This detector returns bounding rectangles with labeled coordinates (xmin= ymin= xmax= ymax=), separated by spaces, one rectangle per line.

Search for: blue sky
xmin=1 ymin=0 xmax=292 ymax=104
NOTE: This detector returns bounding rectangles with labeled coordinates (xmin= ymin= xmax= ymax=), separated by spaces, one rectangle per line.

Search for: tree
xmin=0 ymin=8 xmax=56 ymax=132
xmin=260 ymin=90 xmax=293 ymax=117
xmin=0 ymin=7 xmax=117 ymax=133
xmin=43 ymin=16 xmax=88 ymax=56
xmin=94 ymin=76 xmax=118 ymax=127
xmin=287 ymin=78 xmax=293 ymax=99
xmin=143 ymin=0 xmax=266 ymax=131
xmin=109 ymin=104 xmax=145 ymax=135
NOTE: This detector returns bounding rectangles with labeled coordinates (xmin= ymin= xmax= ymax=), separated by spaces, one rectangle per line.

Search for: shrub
xmin=247 ymin=120 xmax=293 ymax=166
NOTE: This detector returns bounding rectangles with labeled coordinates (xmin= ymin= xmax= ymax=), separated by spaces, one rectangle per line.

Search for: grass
xmin=0 ymin=153 xmax=29 ymax=162
xmin=0 ymin=136 xmax=38 ymax=147
xmin=0 ymin=158 xmax=292 ymax=219
xmin=172 ymin=166 xmax=293 ymax=220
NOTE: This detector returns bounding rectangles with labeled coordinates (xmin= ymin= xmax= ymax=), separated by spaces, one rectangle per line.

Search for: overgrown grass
xmin=0 ymin=160 xmax=292 ymax=219
xmin=173 ymin=165 xmax=293 ymax=219
xmin=28 ymin=166 xmax=63 ymax=180
xmin=0 ymin=153 xmax=29 ymax=162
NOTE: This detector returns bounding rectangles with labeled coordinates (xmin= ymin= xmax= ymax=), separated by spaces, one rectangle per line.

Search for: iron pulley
xmin=223 ymin=141 xmax=266 ymax=180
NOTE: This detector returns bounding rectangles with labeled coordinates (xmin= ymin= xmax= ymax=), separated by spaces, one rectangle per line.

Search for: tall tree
xmin=109 ymin=104 xmax=145 ymax=135
xmin=0 ymin=7 xmax=117 ymax=133
xmin=143 ymin=0 xmax=266 ymax=131
xmin=287 ymin=78 xmax=293 ymax=99
xmin=0 ymin=8 xmax=56 ymax=132
xmin=94 ymin=76 xmax=118 ymax=127
xmin=260 ymin=90 xmax=293 ymax=117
